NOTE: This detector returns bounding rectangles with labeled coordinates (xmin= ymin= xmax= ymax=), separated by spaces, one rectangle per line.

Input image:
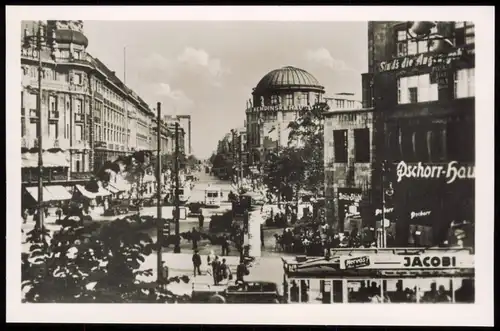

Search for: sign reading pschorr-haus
xmin=396 ymin=161 xmax=475 ymax=184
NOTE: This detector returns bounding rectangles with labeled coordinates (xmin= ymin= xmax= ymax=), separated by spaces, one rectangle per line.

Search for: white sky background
xmin=84 ymin=21 xmax=368 ymax=159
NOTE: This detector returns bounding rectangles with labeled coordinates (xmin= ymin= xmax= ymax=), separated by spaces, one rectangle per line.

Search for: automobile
xmin=191 ymin=281 xmax=283 ymax=304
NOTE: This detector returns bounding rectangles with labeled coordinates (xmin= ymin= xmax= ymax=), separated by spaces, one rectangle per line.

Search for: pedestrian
xmin=55 ymin=205 xmax=62 ymax=221
xmin=198 ymin=213 xmax=204 ymax=229
xmin=192 ymin=249 xmax=202 ymax=277
xmin=221 ymin=235 xmax=230 ymax=256
xmin=260 ymin=225 xmax=265 ymax=248
xmin=220 ymin=258 xmax=232 ymax=283
xmin=191 ymin=227 xmax=200 ymax=250
xmin=236 ymin=258 xmax=249 ymax=283
xmin=212 ymin=256 xmax=221 ymax=285
xmin=207 ymin=249 xmax=216 ymax=275
xmin=22 ymin=209 xmax=28 ymax=224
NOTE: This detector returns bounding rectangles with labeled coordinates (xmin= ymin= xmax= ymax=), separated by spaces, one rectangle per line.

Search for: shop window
xmin=333 ymin=130 xmax=348 ymax=163
xmin=454 ymin=68 xmax=475 ymax=99
xmin=354 ymin=128 xmax=370 ymax=163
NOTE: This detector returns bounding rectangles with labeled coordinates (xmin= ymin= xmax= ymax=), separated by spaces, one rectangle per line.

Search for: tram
xmin=281 ymin=247 xmax=474 ymax=304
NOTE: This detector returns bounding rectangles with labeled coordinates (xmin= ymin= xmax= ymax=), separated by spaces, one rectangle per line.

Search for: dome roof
xmin=254 ymin=66 xmax=324 ymax=93
xmin=53 ymin=29 xmax=88 ymax=47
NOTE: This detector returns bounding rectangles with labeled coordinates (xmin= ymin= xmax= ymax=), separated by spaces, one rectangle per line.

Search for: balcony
xmin=22 ymin=171 xmax=69 ymax=184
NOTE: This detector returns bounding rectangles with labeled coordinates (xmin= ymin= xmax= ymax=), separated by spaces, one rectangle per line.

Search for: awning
xmin=25 ymin=186 xmax=54 ymax=202
xmin=75 ymin=185 xmax=97 ymax=199
xmin=45 ymin=185 xmax=72 ymax=200
xmin=76 ymin=184 xmax=111 ymax=198
xmin=21 ymin=151 xmax=69 ymax=168
xmin=106 ymin=185 xmax=120 ymax=194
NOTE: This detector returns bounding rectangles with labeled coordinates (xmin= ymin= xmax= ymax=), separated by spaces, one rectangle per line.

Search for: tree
xmin=22 ymin=216 xmax=191 ymax=303
xmin=286 ymin=102 xmax=328 ymax=196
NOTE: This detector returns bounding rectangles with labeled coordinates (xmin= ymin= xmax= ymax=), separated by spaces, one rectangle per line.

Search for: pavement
xmin=137 ymin=252 xmax=286 ymax=296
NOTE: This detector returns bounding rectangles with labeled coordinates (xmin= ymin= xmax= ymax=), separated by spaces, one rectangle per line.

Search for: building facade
xmin=323 ymin=106 xmax=375 ymax=233
xmin=245 ymin=66 xmax=326 ymax=164
xmin=364 ymin=21 xmax=475 ymax=246
xmin=21 ymin=20 xmax=183 ymax=183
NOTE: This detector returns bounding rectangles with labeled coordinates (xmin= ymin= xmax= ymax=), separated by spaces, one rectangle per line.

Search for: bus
xmin=281 ymin=247 xmax=474 ymax=304
xmin=204 ymin=186 xmax=223 ymax=208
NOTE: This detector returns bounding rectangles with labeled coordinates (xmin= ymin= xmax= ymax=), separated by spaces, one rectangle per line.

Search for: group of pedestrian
xmin=192 ymin=249 xmax=233 ymax=285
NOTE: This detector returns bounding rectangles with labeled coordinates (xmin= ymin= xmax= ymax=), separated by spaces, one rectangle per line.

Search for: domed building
xmin=245 ymin=66 xmax=325 ymax=164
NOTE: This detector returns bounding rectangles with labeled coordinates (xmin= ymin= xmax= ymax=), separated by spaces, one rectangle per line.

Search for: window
xmin=408 ymin=87 xmax=418 ymax=103
xmin=454 ymin=68 xmax=475 ymax=99
xmin=73 ymin=73 xmax=82 ymax=85
xmin=75 ymin=125 xmax=82 ymax=141
xmin=455 ymin=21 xmax=475 ymax=46
xmin=75 ymin=99 xmax=83 ymax=113
xmin=76 ymin=160 xmax=81 ymax=173
xmin=413 ymin=129 xmax=428 ymax=161
xmin=387 ymin=127 xmax=402 ymax=161
xmin=27 ymin=93 xmax=37 ymax=110
xmin=49 ymin=96 xmax=57 ymax=112
xmin=29 ymin=122 xmax=38 ymax=137
xmin=401 ymin=129 xmax=416 ymax=162
xmin=333 ymin=130 xmax=348 ymax=163
xmin=427 ymin=125 xmax=445 ymax=162
xmin=21 ymin=119 xmax=26 ymax=137
xmin=447 ymin=118 xmax=474 ymax=162
xmin=354 ymin=129 xmax=370 ymax=163
xmin=73 ymin=50 xmax=81 ymax=60
xmin=398 ymin=74 xmax=438 ymax=104
xmin=395 ymin=26 xmax=437 ymax=56
xmin=286 ymin=93 xmax=293 ymax=105
xmin=303 ymin=93 xmax=310 ymax=105
xmin=49 ymin=123 xmax=58 ymax=139
xmin=271 ymin=95 xmax=278 ymax=105
xmin=59 ymin=50 xmax=70 ymax=59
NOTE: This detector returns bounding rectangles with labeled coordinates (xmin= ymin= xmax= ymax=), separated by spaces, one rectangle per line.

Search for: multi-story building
xmin=21 ymin=20 xmax=94 ymax=186
xmin=363 ymin=21 xmax=475 ymax=246
xmin=21 ymin=20 xmax=185 ymax=191
xmin=323 ymin=97 xmax=374 ymax=233
xmin=245 ymin=66 xmax=326 ymax=165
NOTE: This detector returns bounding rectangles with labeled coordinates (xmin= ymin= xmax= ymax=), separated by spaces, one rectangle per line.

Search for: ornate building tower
xmin=245 ymin=66 xmax=325 ymax=164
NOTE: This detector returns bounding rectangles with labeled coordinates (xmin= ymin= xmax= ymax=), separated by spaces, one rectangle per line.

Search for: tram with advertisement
xmin=281 ymin=247 xmax=474 ymax=304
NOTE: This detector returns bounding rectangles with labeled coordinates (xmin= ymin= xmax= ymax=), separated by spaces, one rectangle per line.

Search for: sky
xmin=84 ymin=21 xmax=368 ymax=159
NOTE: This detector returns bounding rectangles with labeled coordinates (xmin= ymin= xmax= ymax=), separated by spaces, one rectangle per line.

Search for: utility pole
xmin=173 ymin=122 xmax=181 ymax=253
xmin=36 ymin=22 xmax=45 ymax=238
xmin=156 ymin=102 xmax=163 ymax=283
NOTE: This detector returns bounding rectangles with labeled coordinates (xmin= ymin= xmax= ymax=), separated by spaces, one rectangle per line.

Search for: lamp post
xmin=23 ymin=22 xmax=47 ymax=239
xmin=156 ymin=102 xmax=163 ymax=283
xmin=173 ymin=121 xmax=181 ymax=253
xmin=380 ymin=159 xmax=394 ymax=248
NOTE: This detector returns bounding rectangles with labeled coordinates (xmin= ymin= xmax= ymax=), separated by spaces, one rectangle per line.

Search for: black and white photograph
xmin=6 ymin=6 xmax=494 ymax=326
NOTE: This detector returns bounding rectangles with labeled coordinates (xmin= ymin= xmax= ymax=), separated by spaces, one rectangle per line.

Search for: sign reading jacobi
xmin=339 ymin=253 xmax=474 ymax=270
xmin=396 ymin=161 xmax=475 ymax=184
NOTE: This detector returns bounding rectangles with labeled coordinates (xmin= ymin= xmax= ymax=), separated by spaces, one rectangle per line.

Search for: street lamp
xmin=173 ymin=119 xmax=181 ymax=254
xmin=379 ymin=160 xmax=394 ymax=248
xmin=23 ymin=21 xmax=57 ymax=240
